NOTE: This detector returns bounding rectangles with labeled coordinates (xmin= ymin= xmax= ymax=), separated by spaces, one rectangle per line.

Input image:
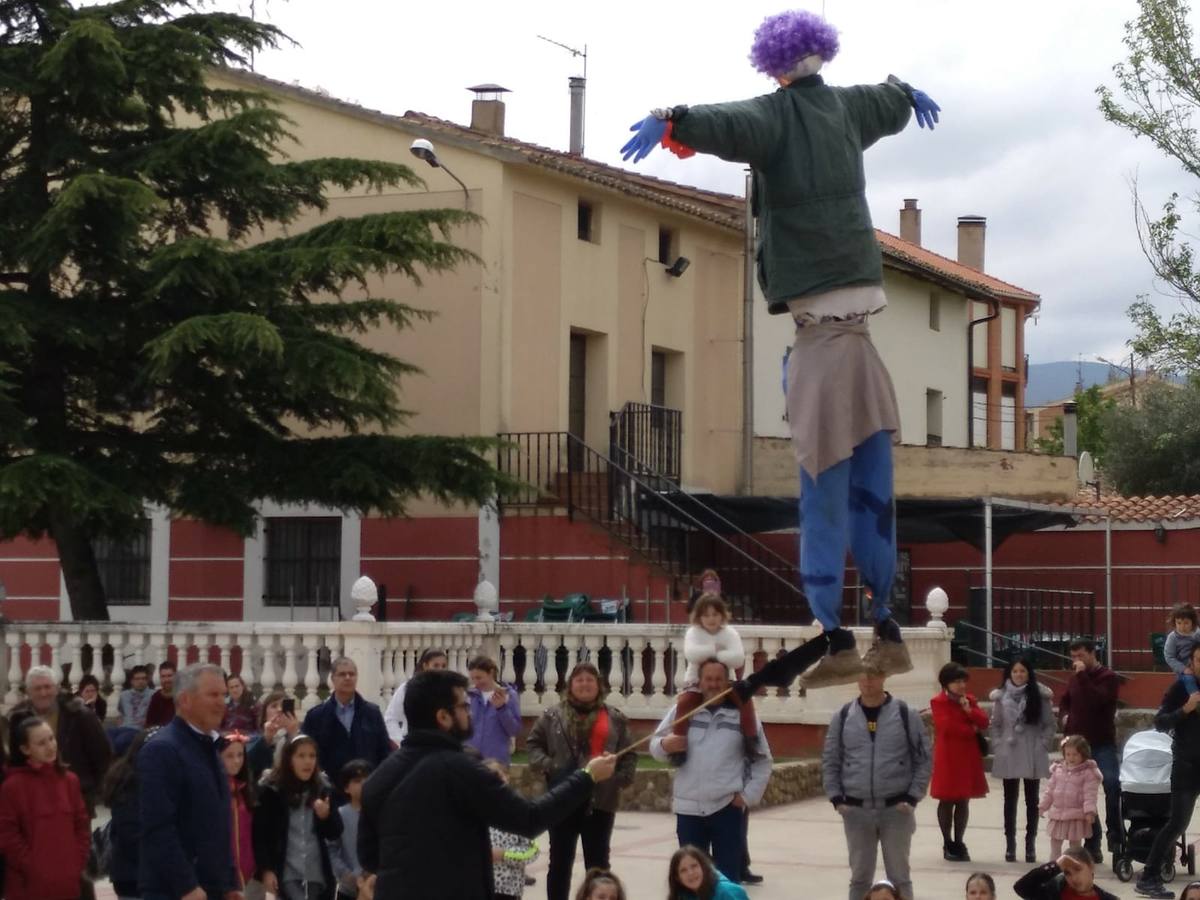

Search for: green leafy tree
xmin=1102 ymin=380 xmax=1200 ymax=494
xmin=1099 ymin=0 xmax=1200 ymax=373
xmin=0 ymin=1 xmax=500 ymax=619
xmin=1033 ymin=384 xmax=1117 ymax=459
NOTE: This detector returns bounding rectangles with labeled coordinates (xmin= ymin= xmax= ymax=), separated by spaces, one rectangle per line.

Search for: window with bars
xmin=94 ymin=519 xmax=152 ymax=606
xmin=264 ymin=517 xmax=341 ymax=607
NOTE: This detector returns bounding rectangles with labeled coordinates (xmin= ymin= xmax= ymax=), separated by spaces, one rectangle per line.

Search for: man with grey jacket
xmin=651 ymin=658 xmax=773 ymax=883
xmin=823 ymin=667 xmax=932 ymax=900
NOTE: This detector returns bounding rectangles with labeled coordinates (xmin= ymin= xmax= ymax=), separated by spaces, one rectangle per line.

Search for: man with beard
xmin=357 ymin=669 xmax=618 ymax=900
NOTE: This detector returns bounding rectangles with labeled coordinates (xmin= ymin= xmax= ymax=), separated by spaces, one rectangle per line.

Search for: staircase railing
xmin=609 ymin=402 xmax=681 ymax=486
xmin=497 ymin=431 xmax=812 ymax=623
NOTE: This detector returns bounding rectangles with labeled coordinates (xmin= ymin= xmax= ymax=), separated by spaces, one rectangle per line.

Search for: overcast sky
xmin=224 ymin=0 xmax=1194 ymax=365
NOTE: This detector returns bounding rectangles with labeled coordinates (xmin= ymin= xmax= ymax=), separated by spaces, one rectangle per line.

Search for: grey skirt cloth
xmin=785 ymin=317 xmax=900 ymax=480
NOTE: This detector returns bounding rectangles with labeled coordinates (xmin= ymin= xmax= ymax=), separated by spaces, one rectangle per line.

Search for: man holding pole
xmin=650 ymin=659 xmax=772 ymax=883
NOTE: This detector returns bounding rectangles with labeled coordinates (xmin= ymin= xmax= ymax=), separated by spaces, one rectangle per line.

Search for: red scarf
xmin=589 ymin=708 xmax=610 ymax=758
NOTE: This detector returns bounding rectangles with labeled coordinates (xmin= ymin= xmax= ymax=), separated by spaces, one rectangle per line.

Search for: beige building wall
xmin=208 ymin=71 xmax=746 ymax=499
xmin=752 ymin=269 xmax=971 ymax=449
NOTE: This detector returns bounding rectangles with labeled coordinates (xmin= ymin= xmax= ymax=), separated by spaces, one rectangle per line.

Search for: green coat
xmin=671 ymin=75 xmax=911 ymax=312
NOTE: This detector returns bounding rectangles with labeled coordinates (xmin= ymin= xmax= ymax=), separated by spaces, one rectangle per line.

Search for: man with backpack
xmin=822 ymin=665 xmax=932 ymax=900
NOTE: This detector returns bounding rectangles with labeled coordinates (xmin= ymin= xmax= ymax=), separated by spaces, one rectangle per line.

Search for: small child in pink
xmin=1039 ymin=735 xmax=1103 ymax=858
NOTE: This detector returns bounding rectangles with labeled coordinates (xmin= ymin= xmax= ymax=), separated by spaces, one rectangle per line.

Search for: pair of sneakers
xmin=799 ymin=617 xmax=913 ymax=690
xmin=1135 ymin=873 xmax=1174 ymax=899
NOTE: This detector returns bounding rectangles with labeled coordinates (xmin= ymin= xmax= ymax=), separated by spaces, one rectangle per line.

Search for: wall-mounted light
xmin=1155 ymin=523 xmax=1167 ymax=544
xmin=665 ymin=256 xmax=691 ymax=278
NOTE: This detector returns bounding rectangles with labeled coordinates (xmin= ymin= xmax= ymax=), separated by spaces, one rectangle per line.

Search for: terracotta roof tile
xmin=217 ymin=68 xmax=1041 ymax=306
xmin=1058 ymin=489 xmax=1200 ymax=523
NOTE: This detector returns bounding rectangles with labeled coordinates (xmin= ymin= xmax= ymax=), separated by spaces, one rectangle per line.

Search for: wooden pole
xmin=612 ymin=686 xmax=734 ymax=760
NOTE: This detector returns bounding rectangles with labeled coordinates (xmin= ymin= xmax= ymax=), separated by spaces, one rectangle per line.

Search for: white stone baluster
xmin=668 ymin=639 xmax=684 ymax=698
xmin=379 ymin=636 xmax=397 ymax=702
xmin=517 ymin=635 xmax=539 ymax=711
xmin=498 ymin=632 xmax=517 ymax=690
xmin=604 ymin=636 xmax=625 ymax=710
xmin=46 ymin=631 xmax=63 ymax=683
xmin=5 ymin=631 xmax=23 ymax=707
xmin=128 ymin=632 xmax=146 ymax=669
xmin=259 ymin=634 xmax=278 ymax=691
xmin=217 ymin=634 xmax=232 ymax=678
xmin=773 ymin=636 xmax=792 ymax=714
xmin=147 ymin=632 xmax=167 ymax=681
xmin=301 ymin=634 xmax=323 ymax=710
xmin=85 ymin=630 xmax=103 ymax=686
xmin=648 ymin=638 xmax=668 ymax=706
xmin=625 ymin=635 xmax=647 ymax=708
xmin=108 ymin=633 xmax=127 ymax=706
xmin=65 ymin=633 xmax=83 ymax=693
xmin=281 ymin=634 xmax=299 ymax=698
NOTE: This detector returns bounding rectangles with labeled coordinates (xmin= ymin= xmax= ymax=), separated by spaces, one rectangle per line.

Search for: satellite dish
xmin=1078 ymin=450 xmax=1095 ymax=485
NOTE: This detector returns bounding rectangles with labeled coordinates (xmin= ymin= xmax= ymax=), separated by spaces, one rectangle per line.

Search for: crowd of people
xmin=1 ymin=599 xmax=1200 ymax=899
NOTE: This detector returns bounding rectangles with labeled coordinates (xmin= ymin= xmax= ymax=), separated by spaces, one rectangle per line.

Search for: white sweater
xmin=683 ymin=624 xmax=745 ymax=683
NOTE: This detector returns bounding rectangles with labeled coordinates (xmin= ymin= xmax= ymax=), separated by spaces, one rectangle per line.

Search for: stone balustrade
xmin=0 ymin=619 xmax=952 ymax=723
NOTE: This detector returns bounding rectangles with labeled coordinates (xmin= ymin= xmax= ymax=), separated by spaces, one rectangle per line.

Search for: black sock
xmin=937 ymin=801 xmax=954 ymax=845
xmin=828 ymin=627 xmax=857 ymax=654
xmin=953 ymin=800 xmax=969 ymax=845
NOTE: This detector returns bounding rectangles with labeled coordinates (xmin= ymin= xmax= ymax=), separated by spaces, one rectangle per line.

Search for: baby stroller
xmin=1113 ymin=729 xmax=1197 ymax=882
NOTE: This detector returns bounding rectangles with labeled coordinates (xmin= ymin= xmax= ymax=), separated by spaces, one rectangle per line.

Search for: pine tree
xmin=0 ymin=1 xmax=501 ymax=620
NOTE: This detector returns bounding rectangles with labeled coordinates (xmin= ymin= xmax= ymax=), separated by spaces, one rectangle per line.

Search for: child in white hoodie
xmin=670 ymin=592 xmax=758 ymax=762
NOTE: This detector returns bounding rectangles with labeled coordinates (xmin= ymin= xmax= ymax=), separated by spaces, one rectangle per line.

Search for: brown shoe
xmin=798 ymin=648 xmax=865 ymax=689
xmin=861 ymin=637 xmax=913 ymax=678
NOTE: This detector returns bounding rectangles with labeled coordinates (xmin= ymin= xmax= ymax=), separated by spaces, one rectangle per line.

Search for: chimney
xmin=467 ymin=83 xmax=510 ymax=136
xmin=1062 ymin=401 xmax=1078 ymax=458
xmin=957 ymin=215 xmax=986 ymax=271
xmin=569 ymin=76 xmax=585 ymax=155
xmin=899 ymin=198 xmax=921 ymax=245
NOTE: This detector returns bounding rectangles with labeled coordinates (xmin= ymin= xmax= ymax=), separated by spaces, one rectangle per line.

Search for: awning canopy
xmin=658 ymin=493 xmax=1079 ymax=551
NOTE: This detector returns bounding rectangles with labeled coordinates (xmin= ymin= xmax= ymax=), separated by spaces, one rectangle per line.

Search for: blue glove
xmin=912 ymin=89 xmax=941 ymax=130
xmin=620 ymin=116 xmax=667 ymax=163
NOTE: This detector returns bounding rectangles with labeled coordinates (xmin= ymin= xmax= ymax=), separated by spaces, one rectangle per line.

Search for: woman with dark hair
xmin=666 ymin=845 xmax=747 ymax=900
xmin=383 ymin=648 xmax=448 ymax=745
xmin=0 ymin=715 xmax=90 ymax=900
xmin=246 ymin=690 xmax=301 ymax=780
xmin=990 ymin=656 xmax=1056 ymax=863
xmin=102 ymin=727 xmax=157 ymax=900
xmin=931 ymin=662 xmax=989 ymax=862
xmin=253 ymin=733 xmax=342 ymax=900
xmin=222 ymin=673 xmax=260 ymax=734
xmin=76 ymin=675 xmax=107 ymax=721
xmin=527 ymin=661 xmax=637 ymax=900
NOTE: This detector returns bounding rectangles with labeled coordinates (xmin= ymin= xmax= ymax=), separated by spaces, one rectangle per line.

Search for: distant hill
xmin=1026 ymin=361 xmax=1125 ymax=408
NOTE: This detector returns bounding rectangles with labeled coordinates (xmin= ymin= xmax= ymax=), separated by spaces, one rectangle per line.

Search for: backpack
xmin=87 ymin=819 xmax=112 ymax=879
xmin=837 ymin=697 xmax=925 ymax=763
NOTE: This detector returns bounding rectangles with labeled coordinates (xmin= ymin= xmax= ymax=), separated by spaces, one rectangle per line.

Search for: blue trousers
xmin=677 ymin=802 xmax=745 ymax=883
xmin=1088 ymin=743 xmax=1121 ymax=850
xmin=799 ymin=429 xmax=896 ymax=632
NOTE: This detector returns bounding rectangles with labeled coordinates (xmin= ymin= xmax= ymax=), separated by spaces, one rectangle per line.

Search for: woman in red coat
xmin=931 ymin=661 xmax=989 ymax=863
xmin=0 ymin=714 xmax=91 ymax=900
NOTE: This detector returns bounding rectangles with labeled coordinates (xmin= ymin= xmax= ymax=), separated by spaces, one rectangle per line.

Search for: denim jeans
xmin=1088 ymin=743 xmax=1121 ymax=849
xmin=799 ymin=429 xmax=895 ymax=631
xmin=676 ymin=803 xmax=746 ymax=883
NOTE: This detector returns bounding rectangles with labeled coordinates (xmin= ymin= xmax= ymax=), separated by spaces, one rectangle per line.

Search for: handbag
xmin=975 ymin=729 xmax=989 ymax=757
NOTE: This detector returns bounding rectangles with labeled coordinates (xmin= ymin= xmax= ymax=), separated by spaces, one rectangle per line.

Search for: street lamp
xmin=409 ymin=139 xmax=470 ymax=209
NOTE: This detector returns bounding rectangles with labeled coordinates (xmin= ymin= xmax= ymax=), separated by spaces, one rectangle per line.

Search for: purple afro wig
xmin=749 ymin=10 xmax=839 ymax=77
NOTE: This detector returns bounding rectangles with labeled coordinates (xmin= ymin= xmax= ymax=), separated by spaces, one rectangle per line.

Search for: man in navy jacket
xmin=138 ymin=662 xmax=240 ymax=900
xmin=304 ymin=656 xmax=392 ymax=797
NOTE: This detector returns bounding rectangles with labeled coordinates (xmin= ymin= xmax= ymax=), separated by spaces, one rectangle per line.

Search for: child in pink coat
xmin=1039 ymin=735 xmax=1103 ymax=858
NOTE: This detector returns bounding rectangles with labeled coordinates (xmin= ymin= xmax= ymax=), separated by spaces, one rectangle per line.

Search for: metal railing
xmin=609 ymin=402 xmax=682 ymax=486
xmin=496 ymin=431 xmax=812 ymax=623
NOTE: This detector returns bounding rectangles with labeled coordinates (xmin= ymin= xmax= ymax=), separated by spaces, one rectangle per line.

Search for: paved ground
xmin=94 ymin=771 xmax=1155 ymax=898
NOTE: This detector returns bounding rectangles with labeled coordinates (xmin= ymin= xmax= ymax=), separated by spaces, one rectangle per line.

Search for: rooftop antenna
xmin=538 ymin=34 xmax=588 ymax=154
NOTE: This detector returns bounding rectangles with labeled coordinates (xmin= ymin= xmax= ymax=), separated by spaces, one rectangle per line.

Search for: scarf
xmin=562 ymin=697 xmax=610 ymax=763
xmin=1003 ymin=679 xmax=1029 ymax=732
